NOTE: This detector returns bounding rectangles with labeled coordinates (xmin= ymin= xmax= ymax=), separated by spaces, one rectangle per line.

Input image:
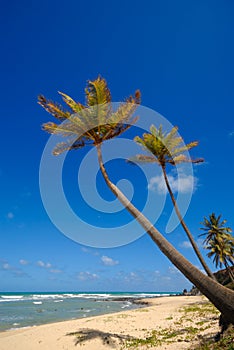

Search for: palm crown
xmin=39 ymin=76 xmax=140 ymax=155
xmin=129 ymin=124 xmax=203 ymax=167
xmin=200 ymin=213 xmax=233 ymax=245
xmin=200 ymin=213 xmax=234 ymax=273
xmin=206 ymin=236 xmax=234 ymax=269
xmin=127 ymin=124 xmax=217 ymax=280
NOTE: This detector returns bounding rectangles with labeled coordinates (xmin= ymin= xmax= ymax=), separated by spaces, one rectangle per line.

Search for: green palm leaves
xmin=38 ymin=76 xmax=140 ymax=155
xmin=131 ymin=125 xmax=203 ymax=167
xmin=200 ymin=214 xmax=234 ymax=281
xmin=129 ymin=124 xmax=216 ymax=279
xmin=200 ymin=213 xmax=232 ymax=244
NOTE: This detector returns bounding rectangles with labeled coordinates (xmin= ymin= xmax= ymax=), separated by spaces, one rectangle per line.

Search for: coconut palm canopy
xmin=127 ymin=123 xmax=216 ymax=280
xmin=200 ymin=213 xmax=234 ymax=279
xmin=200 ymin=213 xmax=233 ymax=244
xmin=39 ymin=77 xmax=234 ymax=323
xmin=206 ymin=236 xmax=234 ymax=268
xmin=38 ymin=76 xmax=140 ymax=155
xmin=128 ymin=124 xmax=204 ymax=167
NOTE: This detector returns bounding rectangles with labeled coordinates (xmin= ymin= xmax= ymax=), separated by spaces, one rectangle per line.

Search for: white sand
xmin=0 ymin=296 xmax=220 ymax=350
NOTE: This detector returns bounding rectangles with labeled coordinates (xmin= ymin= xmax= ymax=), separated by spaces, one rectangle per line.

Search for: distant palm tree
xmin=128 ymin=125 xmax=215 ymax=280
xmin=39 ymin=76 xmax=234 ymax=324
xmin=201 ymin=213 xmax=234 ymax=283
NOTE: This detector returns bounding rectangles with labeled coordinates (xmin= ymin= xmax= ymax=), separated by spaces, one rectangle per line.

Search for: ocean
xmin=0 ymin=292 xmax=180 ymax=332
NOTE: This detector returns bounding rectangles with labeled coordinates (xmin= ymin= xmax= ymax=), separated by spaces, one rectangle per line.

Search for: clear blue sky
xmin=0 ymin=0 xmax=234 ymax=292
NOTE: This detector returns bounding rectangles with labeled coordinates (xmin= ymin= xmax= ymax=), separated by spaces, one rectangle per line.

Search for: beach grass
xmin=121 ymin=300 xmax=221 ymax=349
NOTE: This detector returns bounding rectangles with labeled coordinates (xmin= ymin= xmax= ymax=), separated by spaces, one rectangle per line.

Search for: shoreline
xmin=0 ymin=295 xmax=220 ymax=350
xmin=0 ymin=292 xmax=181 ymax=333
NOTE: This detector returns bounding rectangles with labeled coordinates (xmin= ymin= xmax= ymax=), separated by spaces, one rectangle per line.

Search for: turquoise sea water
xmin=0 ymin=292 xmax=180 ymax=332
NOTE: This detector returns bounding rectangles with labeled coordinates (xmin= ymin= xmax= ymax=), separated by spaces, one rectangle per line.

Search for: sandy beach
xmin=0 ymin=296 xmax=220 ymax=350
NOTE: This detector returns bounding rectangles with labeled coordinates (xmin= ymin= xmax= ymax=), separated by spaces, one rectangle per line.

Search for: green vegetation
xmin=193 ymin=326 xmax=234 ymax=350
xmin=180 ymin=302 xmax=219 ymax=317
xmin=122 ymin=301 xmax=220 ymax=349
xmin=39 ymin=76 xmax=234 ymax=323
xmin=129 ymin=125 xmax=214 ymax=279
xmin=200 ymin=213 xmax=234 ymax=284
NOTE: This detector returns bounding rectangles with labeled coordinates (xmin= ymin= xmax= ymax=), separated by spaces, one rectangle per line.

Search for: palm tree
xmin=201 ymin=213 xmax=234 ymax=283
xmin=200 ymin=213 xmax=232 ymax=244
xmin=39 ymin=76 xmax=234 ymax=323
xmin=128 ymin=125 xmax=215 ymax=280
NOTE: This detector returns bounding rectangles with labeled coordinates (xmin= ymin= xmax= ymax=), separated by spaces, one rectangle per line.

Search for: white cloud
xmin=81 ymin=247 xmax=99 ymax=256
xmin=148 ymin=172 xmax=197 ymax=194
xmin=229 ymin=131 xmax=234 ymax=137
xmin=37 ymin=260 xmax=52 ymax=268
xmin=2 ymin=263 xmax=11 ymax=270
xmin=123 ymin=271 xmax=141 ymax=283
xmin=19 ymin=259 xmax=29 ymax=265
xmin=7 ymin=212 xmax=14 ymax=219
xmin=179 ymin=238 xmax=204 ymax=249
xmin=0 ymin=260 xmax=29 ymax=278
xmin=168 ymin=266 xmax=180 ymax=274
xmin=77 ymin=271 xmax=99 ymax=281
xmin=101 ymin=255 xmax=119 ymax=266
xmin=179 ymin=241 xmax=192 ymax=249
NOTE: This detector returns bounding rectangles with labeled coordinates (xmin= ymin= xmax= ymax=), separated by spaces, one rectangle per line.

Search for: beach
xmin=0 ymin=295 xmax=220 ymax=350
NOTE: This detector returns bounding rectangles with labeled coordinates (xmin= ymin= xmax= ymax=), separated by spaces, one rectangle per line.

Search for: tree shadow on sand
xmin=67 ymin=328 xmax=136 ymax=348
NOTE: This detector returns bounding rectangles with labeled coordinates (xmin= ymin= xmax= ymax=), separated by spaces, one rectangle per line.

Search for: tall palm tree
xmin=128 ymin=125 xmax=215 ymax=280
xmin=39 ymin=76 xmax=234 ymax=324
xmin=201 ymin=213 xmax=234 ymax=283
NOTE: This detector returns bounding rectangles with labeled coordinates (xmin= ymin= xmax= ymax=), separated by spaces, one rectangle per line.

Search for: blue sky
xmin=0 ymin=0 xmax=234 ymax=292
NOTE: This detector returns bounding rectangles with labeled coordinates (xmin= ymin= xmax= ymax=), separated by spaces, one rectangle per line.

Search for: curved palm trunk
xmin=96 ymin=144 xmax=234 ymax=324
xmin=161 ymin=166 xmax=216 ymax=280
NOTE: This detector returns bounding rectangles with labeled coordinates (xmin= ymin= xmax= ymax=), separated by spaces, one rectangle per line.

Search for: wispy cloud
xmin=81 ymin=247 xmax=99 ymax=256
xmin=179 ymin=239 xmax=204 ymax=249
xmin=0 ymin=260 xmax=29 ymax=278
xmin=168 ymin=265 xmax=181 ymax=274
xmin=179 ymin=241 xmax=192 ymax=249
xmin=37 ymin=260 xmax=52 ymax=268
xmin=122 ymin=271 xmax=141 ymax=283
xmin=19 ymin=259 xmax=29 ymax=265
xmin=2 ymin=262 xmax=11 ymax=270
xmin=229 ymin=131 xmax=234 ymax=137
xmin=148 ymin=171 xmax=197 ymax=194
xmin=77 ymin=271 xmax=99 ymax=281
xmin=7 ymin=212 xmax=14 ymax=219
xmin=101 ymin=255 xmax=119 ymax=266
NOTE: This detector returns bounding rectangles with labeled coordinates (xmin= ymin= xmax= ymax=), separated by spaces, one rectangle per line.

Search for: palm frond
xmin=132 ymin=124 xmax=203 ymax=169
xmin=39 ymin=76 xmax=141 ymax=155
xmin=58 ymin=92 xmax=85 ymax=113
xmin=85 ymin=76 xmax=111 ymax=106
xmin=38 ymin=95 xmax=70 ymax=121
xmin=127 ymin=155 xmax=158 ymax=165
xmin=109 ymin=90 xmax=140 ymax=125
xmin=42 ymin=121 xmax=84 ymax=137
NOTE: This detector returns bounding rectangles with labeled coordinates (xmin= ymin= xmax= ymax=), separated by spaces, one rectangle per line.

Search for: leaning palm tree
xmin=128 ymin=125 xmax=215 ymax=280
xmin=201 ymin=213 xmax=234 ymax=283
xmin=39 ymin=76 xmax=234 ymax=323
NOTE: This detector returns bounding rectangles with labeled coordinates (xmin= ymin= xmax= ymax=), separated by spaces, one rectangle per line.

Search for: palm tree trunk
xmin=96 ymin=144 xmax=234 ymax=324
xmin=161 ymin=166 xmax=216 ymax=280
xmin=224 ymin=262 xmax=234 ymax=283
